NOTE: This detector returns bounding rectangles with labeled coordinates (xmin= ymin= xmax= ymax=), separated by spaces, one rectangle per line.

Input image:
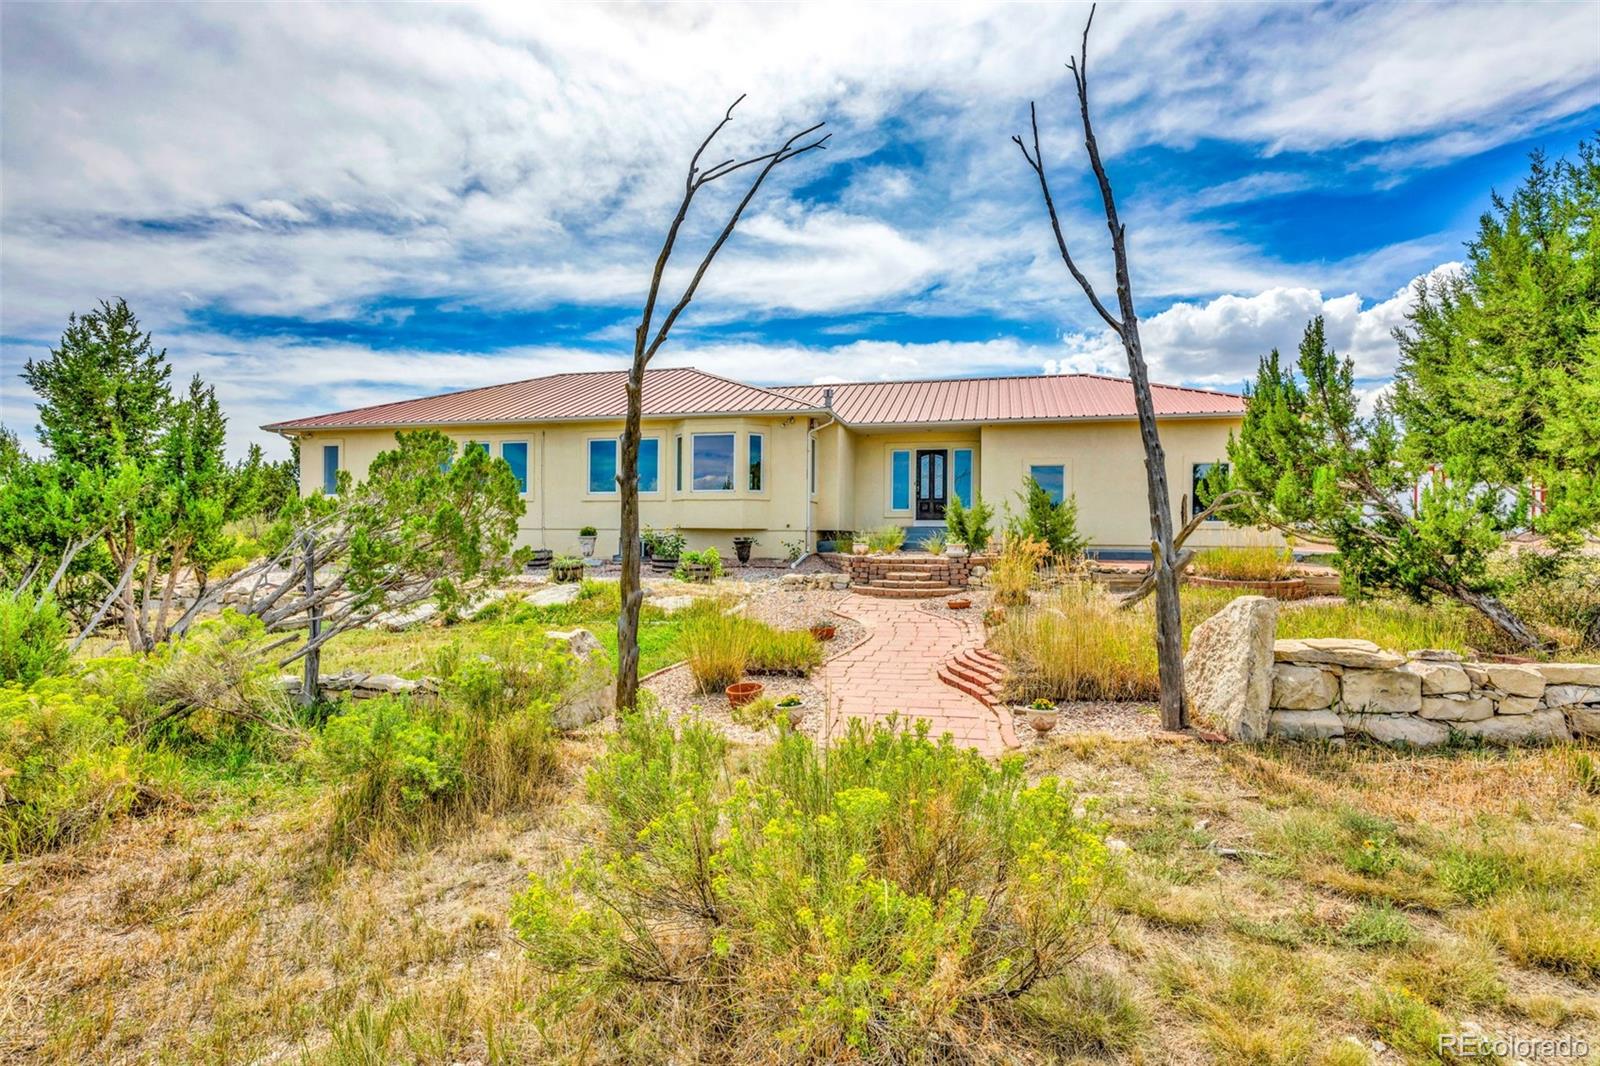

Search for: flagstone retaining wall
xmin=1185 ymin=595 xmax=1600 ymax=747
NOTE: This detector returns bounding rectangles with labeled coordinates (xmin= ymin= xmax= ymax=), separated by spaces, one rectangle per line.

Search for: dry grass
xmin=1191 ymin=544 xmax=1296 ymax=582
xmin=5 ymin=707 xmax=1597 ymax=1063
xmin=992 ymin=582 xmax=1159 ymax=702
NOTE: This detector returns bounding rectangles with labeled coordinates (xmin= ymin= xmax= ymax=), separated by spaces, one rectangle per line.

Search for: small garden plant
xmin=675 ymin=547 xmax=724 ymax=581
xmin=865 ymin=525 xmax=906 ymax=553
xmin=944 ymin=493 xmax=994 ymax=551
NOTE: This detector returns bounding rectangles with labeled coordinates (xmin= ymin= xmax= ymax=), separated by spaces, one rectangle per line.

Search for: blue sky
xmin=2 ymin=1 xmax=1597 ymax=458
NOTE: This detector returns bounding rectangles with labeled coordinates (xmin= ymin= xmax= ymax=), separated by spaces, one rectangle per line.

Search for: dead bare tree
xmin=1013 ymin=5 xmax=1188 ymax=730
xmin=615 ymin=98 xmax=829 ymax=713
xmin=1118 ymin=489 xmax=1245 ymax=609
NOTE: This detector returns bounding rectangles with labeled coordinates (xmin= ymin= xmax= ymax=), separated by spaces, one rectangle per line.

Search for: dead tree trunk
xmin=301 ymin=530 xmax=321 ymax=706
xmin=614 ymin=97 xmax=829 ymax=713
xmin=1015 ymin=4 xmax=1187 ymax=730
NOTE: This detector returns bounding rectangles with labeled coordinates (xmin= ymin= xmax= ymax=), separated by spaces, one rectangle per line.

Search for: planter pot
xmin=552 ymin=563 xmax=583 ymax=584
xmin=733 ymin=538 xmax=755 ymax=564
xmin=777 ymin=702 xmax=806 ymax=727
xmin=650 ymin=555 xmax=679 ymax=573
xmin=851 ymin=543 xmax=869 ymax=556
xmin=1028 ymin=710 xmax=1059 ymax=735
xmin=945 ymin=544 xmax=970 ymax=559
xmin=809 ymin=624 xmax=836 ymax=641
xmin=945 ymin=598 xmax=971 ymax=610
xmin=525 ymin=549 xmax=553 ymax=572
xmin=680 ymin=562 xmax=712 ymax=583
xmin=816 ymin=539 xmax=837 ymax=554
xmin=577 ymin=535 xmax=597 ymax=558
xmin=726 ymin=681 xmax=764 ymax=709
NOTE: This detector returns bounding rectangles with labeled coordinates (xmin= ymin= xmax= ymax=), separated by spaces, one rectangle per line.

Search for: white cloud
xmin=1056 ymin=262 xmax=1464 ymax=387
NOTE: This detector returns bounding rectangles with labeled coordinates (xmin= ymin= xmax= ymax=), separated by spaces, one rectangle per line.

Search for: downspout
xmin=792 ymin=388 xmax=836 ymax=569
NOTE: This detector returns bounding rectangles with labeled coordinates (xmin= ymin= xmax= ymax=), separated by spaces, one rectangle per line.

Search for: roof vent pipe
xmin=823 ymin=386 xmax=834 ymax=410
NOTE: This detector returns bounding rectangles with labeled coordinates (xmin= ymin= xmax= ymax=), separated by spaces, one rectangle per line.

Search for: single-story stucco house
xmin=263 ymin=366 xmax=1253 ymax=558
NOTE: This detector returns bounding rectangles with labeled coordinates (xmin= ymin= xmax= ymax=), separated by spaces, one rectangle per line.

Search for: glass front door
xmin=915 ymin=449 xmax=947 ymax=520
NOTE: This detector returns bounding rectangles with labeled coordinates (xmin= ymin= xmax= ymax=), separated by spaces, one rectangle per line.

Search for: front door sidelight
xmin=915 ymin=449 xmax=947 ymax=521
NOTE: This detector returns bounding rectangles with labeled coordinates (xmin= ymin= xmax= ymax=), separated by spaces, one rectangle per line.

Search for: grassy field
xmin=4 ymin=725 xmax=1594 ymax=1064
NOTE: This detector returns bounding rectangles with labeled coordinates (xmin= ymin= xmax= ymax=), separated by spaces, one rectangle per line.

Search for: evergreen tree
xmin=1393 ymin=139 xmax=1600 ymax=531
xmin=1222 ymin=318 xmax=1543 ymax=650
xmin=22 ymin=298 xmax=171 ymax=471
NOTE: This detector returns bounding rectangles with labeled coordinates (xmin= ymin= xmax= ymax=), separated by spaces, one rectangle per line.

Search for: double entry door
xmin=915 ymin=449 xmax=947 ymax=521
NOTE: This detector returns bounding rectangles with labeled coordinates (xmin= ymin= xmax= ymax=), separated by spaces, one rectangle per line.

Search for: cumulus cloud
xmin=1052 ymin=263 xmax=1464 ymax=387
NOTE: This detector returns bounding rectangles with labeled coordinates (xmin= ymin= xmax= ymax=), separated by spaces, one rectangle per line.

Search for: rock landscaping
xmin=1186 ymin=595 xmax=1600 ymax=747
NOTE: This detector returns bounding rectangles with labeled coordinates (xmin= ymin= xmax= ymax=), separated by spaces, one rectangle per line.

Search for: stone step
xmin=946 ymin=661 xmax=1002 ymax=695
xmin=886 ymin=568 xmax=947 ymax=580
xmin=852 ymin=584 xmax=961 ymax=600
xmin=872 ymin=577 xmax=947 ymax=588
xmin=970 ymin=647 xmax=1004 ymax=668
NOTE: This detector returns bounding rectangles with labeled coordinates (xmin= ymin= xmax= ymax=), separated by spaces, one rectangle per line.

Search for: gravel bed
xmin=917 ymin=587 xmax=993 ymax=621
xmin=1007 ymin=700 xmax=1167 ymax=750
xmin=641 ymin=583 xmax=866 ymax=745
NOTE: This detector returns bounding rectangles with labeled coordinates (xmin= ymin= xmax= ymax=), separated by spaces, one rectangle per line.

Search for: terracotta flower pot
xmin=809 ymin=624 xmax=836 ymax=641
xmin=726 ymin=681 xmax=764 ymax=709
xmin=946 ymin=598 xmax=971 ymax=610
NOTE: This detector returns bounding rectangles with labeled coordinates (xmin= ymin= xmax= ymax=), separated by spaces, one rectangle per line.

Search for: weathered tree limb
xmin=1118 ymin=490 xmax=1247 ymax=609
xmin=68 ymin=553 xmax=139 ymax=653
xmin=1016 ymin=4 xmax=1189 ymax=729
xmin=616 ymin=99 xmax=828 ymax=714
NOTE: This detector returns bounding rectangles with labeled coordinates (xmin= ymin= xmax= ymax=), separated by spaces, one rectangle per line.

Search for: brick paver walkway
xmin=819 ymin=594 xmax=1019 ymax=757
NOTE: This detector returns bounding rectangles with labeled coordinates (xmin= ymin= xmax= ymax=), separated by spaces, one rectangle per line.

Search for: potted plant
xmin=732 ymin=534 xmax=758 ymax=565
xmin=726 ymin=680 xmax=764 ymax=709
xmin=945 ymin=539 xmax=969 ymax=559
xmin=525 ymin=547 xmax=553 ymax=572
xmin=776 ymin=692 xmax=805 ymax=726
xmin=1026 ymin=697 xmax=1059 ymax=735
xmin=577 ymin=525 xmax=598 ymax=558
xmin=644 ymin=528 xmax=685 ymax=573
xmin=675 ymin=547 xmax=723 ymax=583
xmin=551 ymin=554 xmax=584 ymax=583
xmin=945 ymin=596 xmax=971 ymax=610
xmin=809 ymin=618 xmax=837 ymax=641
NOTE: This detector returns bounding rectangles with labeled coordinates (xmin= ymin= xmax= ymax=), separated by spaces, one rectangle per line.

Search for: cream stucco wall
xmin=290 ymin=414 xmax=818 ymax=557
xmin=285 ymin=412 xmax=1268 ymax=557
xmin=977 ymin=416 xmax=1261 ymax=549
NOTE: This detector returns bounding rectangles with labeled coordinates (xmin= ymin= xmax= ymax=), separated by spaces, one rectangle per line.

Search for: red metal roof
xmin=262 ymin=367 xmax=816 ymax=431
xmin=264 ymin=367 xmax=1244 ymax=433
xmin=772 ymin=373 xmax=1245 ymax=424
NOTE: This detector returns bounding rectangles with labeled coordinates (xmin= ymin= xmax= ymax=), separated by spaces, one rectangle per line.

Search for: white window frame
xmin=886 ymin=448 xmax=913 ymax=515
xmin=319 ymin=441 xmax=343 ymax=497
xmin=747 ymin=432 xmax=765 ymax=494
xmin=586 ymin=436 xmax=619 ymax=496
xmin=689 ymin=431 xmax=737 ymax=493
xmin=498 ymin=439 xmax=532 ymax=497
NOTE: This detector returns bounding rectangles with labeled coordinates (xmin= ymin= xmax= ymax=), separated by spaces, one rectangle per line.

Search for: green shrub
xmin=917 ymin=531 xmax=946 ymax=555
xmin=205 ymin=555 xmax=252 ymax=582
xmin=1340 ymin=902 xmax=1416 ymax=949
xmin=511 ymin=713 xmax=1111 ymax=1061
xmin=315 ymin=631 xmax=565 ymax=855
xmin=1007 ymin=477 xmax=1086 ymax=559
xmin=0 ymin=588 xmax=70 ymax=685
xmin=0 ymin=676 xmax=182 ymax=859
xmin=944 ymin=493 xmax=995 ymax=551
xmin=865 ymin=525 xmax=906 ymax=553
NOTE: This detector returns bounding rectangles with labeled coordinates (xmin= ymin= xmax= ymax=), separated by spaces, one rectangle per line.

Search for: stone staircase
xmin=937 ymin=646 xmax=1005 ymax=707
xmin=848 ymin=555 xmax=962 ymax=599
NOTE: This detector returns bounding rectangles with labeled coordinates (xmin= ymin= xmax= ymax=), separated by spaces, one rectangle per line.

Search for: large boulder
xmin=527 ymin=582 xmax=583 ymax=607
xmin=1453 ymin=709 xmax=1570 ymax=746
xmin=1268 ymin=708 xmax=1344 ymax=740
xmin=1341 ymin=668 xmax=1422 ymax=715
xmin=1400 ymin=659 xmax=1470 ymax=695
xmin=547 ymin=627 xmax=615 ymax=730
xmin=1486 ymin=664 xmax=1546 ymax=699
xmin=1538 ymin=663 xmax=1600 ymax=686
xmin=1419 ymin=694 xmax=1493 ymax=722
xmin=1271 ymin=664 xmax=1339 ymax=709
xmin=1338 ymin=712 xmax=1448 ymax=749
xmin=1568 ymin=706 xmax=1600 ymax=738
xmin=1184 ymin=595 xmax=1278 ymax=741
xmin=1273 ymin=637 xmax=1405 ymax=670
